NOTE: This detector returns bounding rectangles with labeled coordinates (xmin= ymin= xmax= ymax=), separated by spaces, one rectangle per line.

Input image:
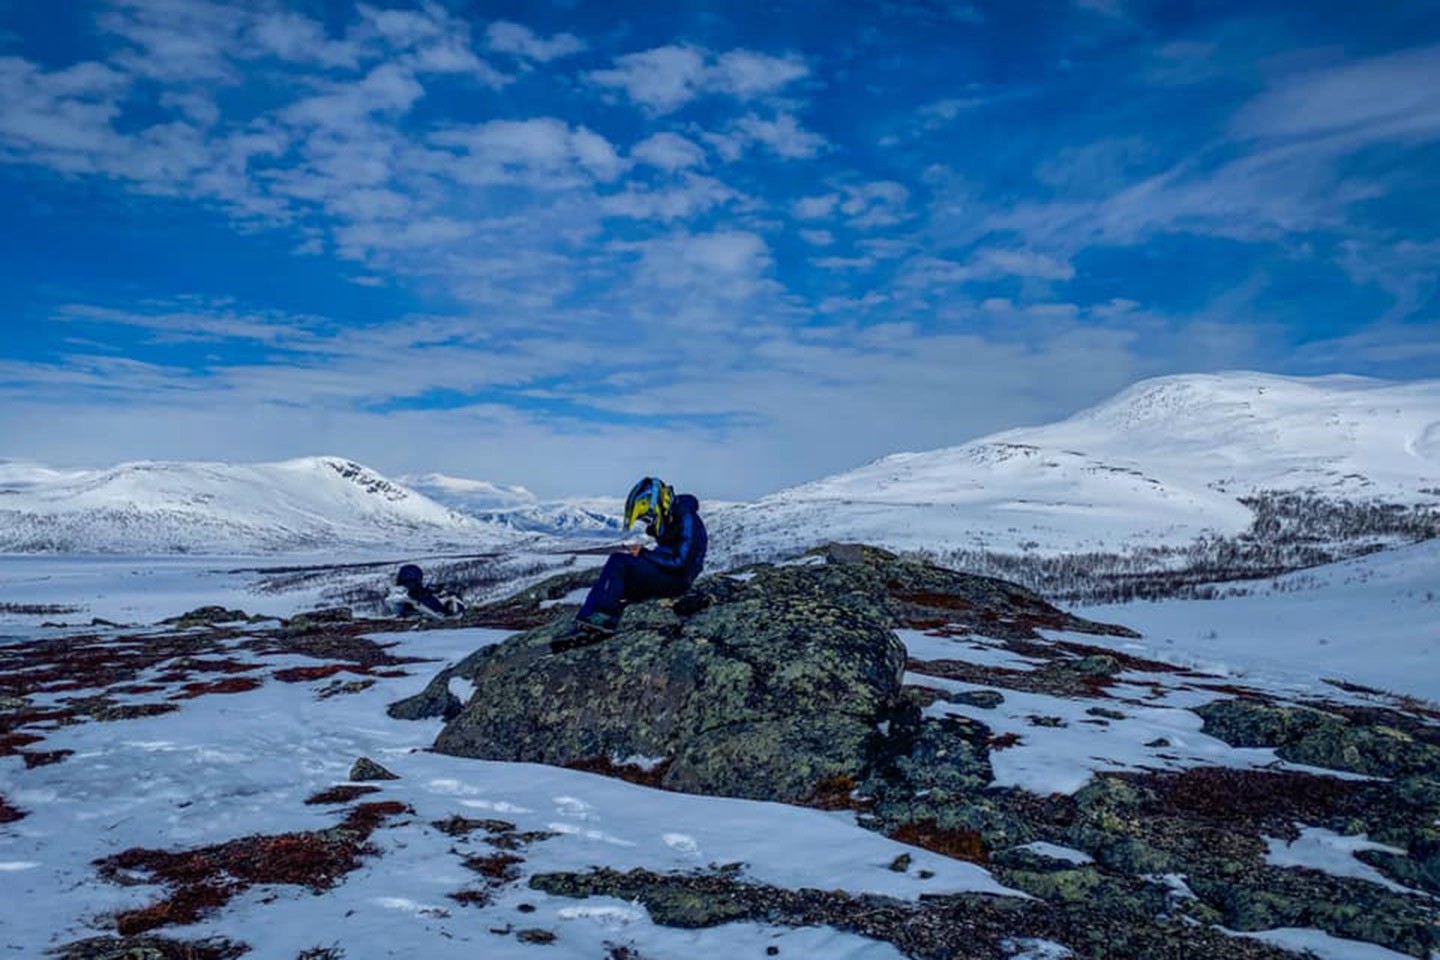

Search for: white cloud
xmin=246 ymin=10 xmax=359 ymax=67
xmin=799 ymin=229 xmax=834 ymax=246
xmin=590 ymin=44 xmax=809 ymax=114
xmin=285 ymin=63 xmax=426 ymax=128
xmin=813 ymin=256 xmax=875 ymax=271
xmin=817 ymin=292 xmax=889 ymax=314
xmin=709 ymin=112 xmax=827 ymax=160
xmin=600 ymin=175 xmax=739 ymax=221
xmin=839 ymin=181 xmax=910 ymax=229
xmin=1231 ymin=44 xmax=1440 ymax=146
xmin=485 ymin=21 xmax=585 ymax=62
xmin=793 ymin=193 xmax=840 ymax=219
xmin=0 ymin=59 xmax=129 ymax=166
xmin=710 ymin=49 xmax=808 ymax=97
xmin=633 ymin=230 xmax=775 ymax=301
xmin=430 ymin=118 xmax=626 ymax=188
xmin=975 ymin=248 xmax=1076 ymax=281
xmin=631 ymin=132 xmax=707 ymax=170
xmin=100 ymin=0 xmax=247 ymax=82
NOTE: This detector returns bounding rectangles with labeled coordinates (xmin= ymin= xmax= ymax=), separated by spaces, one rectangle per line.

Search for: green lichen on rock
xmin=1196 ymin=698 xmax=1440 ymax=778
xmin=417 ymin=556 xmax=911 ymax=803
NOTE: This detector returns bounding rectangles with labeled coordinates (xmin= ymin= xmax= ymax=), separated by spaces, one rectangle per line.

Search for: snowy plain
xmin=2 ymin=545 xmax=1436 ymax=958
xmin=1077 ymin=538 xmax=1440 ymax=704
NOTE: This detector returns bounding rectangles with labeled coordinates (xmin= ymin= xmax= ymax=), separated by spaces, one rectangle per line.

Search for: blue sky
xmin=1 ymin=0 xmax=1437 ymax=499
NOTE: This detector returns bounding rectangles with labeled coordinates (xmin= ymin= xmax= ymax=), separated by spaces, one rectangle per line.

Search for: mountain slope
xmin=401 ymin=473 xmax=623 ymax=538
xmin=0 ymin=457 xmax=518 ymax=555
xmin=712 ymin=372 xmax=1440 ymax=562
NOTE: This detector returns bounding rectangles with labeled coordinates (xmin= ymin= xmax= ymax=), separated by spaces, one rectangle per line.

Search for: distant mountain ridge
xmin=4 ymin=373 xmax=1437 ymax=559
xmin=399 ymin=473 xmax=623 ymax=538
xmin=710 ymin=372 xmax=1440 ymax=564
xmin=0 ymin=456 xmax=519 ymax=555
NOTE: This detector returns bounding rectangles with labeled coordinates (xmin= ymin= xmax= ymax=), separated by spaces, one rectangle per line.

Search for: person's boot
xmin=550 ymin=612 xmax=618 ymax=653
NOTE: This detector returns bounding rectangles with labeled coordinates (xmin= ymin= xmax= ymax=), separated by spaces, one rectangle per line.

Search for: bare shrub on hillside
xmin=916 ymin=493 xmax=1438 ymax=605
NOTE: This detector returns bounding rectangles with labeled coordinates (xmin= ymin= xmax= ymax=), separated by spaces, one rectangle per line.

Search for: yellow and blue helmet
xmin=624 ymin=476 xmax=674 ymax=536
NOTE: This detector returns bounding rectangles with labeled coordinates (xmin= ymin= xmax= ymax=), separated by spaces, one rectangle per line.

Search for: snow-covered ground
xmin=0 ymin=625 xmax=1006 ymax=958
xmin=2 ymin=540 xmax=1435 ymax=958
xmin=1076 ymin=538 xmax=1440 ymax=705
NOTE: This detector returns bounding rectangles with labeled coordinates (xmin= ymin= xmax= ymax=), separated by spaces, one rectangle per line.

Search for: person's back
xmin=646 ymin=493 xmax=706 ymax=583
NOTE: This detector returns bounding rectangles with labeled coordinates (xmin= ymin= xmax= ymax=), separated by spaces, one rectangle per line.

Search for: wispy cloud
xmin=589 ymin=44 xmax=808 ymax=114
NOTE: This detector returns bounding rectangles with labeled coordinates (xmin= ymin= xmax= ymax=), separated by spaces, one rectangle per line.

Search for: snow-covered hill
xmin=401 ymin=473 xmax=623 ymax=538
xmin=712 ymin=372 xmax=1440 ymax=562
xmin=0 ymin=457 xmax=519 ymax=555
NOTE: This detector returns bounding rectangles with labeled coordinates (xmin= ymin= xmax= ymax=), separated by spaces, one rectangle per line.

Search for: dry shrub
xmin=304 ymin=785 xmax=382 ymax=805
xmin=564 ymin=755 xmax=672 ymax=789
xmin=887 ymin=819 xmax=987 ymax=863
xmin=96 ymin=801 xmax=411 ymax=935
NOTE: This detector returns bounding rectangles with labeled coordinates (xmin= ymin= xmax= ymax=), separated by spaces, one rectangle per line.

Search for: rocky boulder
xmin=393 ymin=545 xmax=1131 ymax=804
xmin=425 ymin=567 xmax=907 ymax=804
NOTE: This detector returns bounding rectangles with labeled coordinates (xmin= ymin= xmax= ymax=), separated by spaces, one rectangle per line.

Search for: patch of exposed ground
xmin=0 ymin=607 xmax=434 ymax=763
xmin=432 ymin=811 xmax=560 ymax=909
xmin=0 ymin=793 xmax=25 ymax=823
xmin=94 ymin=801 xmax=411 ymax=936
xmin=529 ymin=866 xmax=1305 ymax=960
xmin=49 ymin=934 xmax=249 ymax=959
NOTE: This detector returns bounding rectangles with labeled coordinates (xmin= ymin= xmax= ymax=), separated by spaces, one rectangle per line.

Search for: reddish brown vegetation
xmin=564 ymin=755 xmax=672 ymax=789
xmin=304 ymin=785 xmax=382 ymax=805
xmin=0 ymin=794 xmax=25 ymax=823
xmin=989 ymin=732 xmax=1023 ymax=750
xmin=20 ymin=748 xmax=73 ymax=768
xmin=273 ymin=664 xmax=352 ymax=683
xmin=0 ymin=731 xmax=44 ymax=756
xmin=886 ymin=819 xmax=988 ymax=863
xmin=169 ymin=677 xmax=265 ymax=700
xmin=461 ymin=851 xmax=525 ymax=881
xmin=447 ymin=888 xmax=493 ymax=907
xmin=96 ymin=801 xmax=411 ymax=935
xmin=1134 ymin=767 xmax=1365 ymax=824
xmin=808 ymin=773 xmax=869 ymax=811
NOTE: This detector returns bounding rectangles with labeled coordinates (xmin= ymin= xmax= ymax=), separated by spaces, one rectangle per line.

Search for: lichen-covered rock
xmin=349 ymin=757 xmax=398 ymax=781
xmin=159 ymin=606 xmax=261 ymax=629
xmin=423 ymin=563 xmax=908 ymax=803
xmin=1196 ymin=698 xmax=1440 ymax=778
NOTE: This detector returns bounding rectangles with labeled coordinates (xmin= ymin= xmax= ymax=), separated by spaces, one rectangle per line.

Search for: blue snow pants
xmin=578 ymin=552 xmax=690 ymax=622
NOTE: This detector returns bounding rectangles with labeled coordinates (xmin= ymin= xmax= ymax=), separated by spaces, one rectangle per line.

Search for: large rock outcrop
xmin=393 ymin=544 xmax=1131 ymax=804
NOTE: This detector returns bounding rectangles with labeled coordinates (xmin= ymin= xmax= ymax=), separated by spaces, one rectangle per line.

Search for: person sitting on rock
xmin=385 ymin=563 xmax=465 ymax=620
xmin=559 ymin=477 xmax=707 ymax=642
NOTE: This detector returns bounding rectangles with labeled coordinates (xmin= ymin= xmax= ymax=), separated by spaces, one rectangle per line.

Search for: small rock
xmin=1027 ymin=715 xmax=1067 ymax=728
xmin=954 ymin=690 xmax=1005 ymax=709
xmin=767 ymin=947 xmax=780 ymax=956
xmin=1067 ymin=655 xmax=1120 ymax=678
xmin=1145 ymin=737 xmax=1171 ymax=748
xmin=1087 ymin=707 xmax=1127 ymax=721
xmin=888 ymin=853 xmax=912 ymax=872
xmin=349 ymin=757 xmax=399 ymax=781
xmin=517 ymin=929 xmax=556 ymax=944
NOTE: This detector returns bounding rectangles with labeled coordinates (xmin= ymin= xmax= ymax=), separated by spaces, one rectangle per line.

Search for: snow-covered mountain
xmin=0 ymin=457 xmax=519 ymax=555
xmin=713 ymin=372 xmax=1440 ymax=561
xmin=401 ymin=473 xmax=624 ymax=538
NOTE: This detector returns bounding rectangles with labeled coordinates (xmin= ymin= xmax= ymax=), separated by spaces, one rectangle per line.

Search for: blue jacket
xmin=640 ymin=493 xmax=707 ymax=583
